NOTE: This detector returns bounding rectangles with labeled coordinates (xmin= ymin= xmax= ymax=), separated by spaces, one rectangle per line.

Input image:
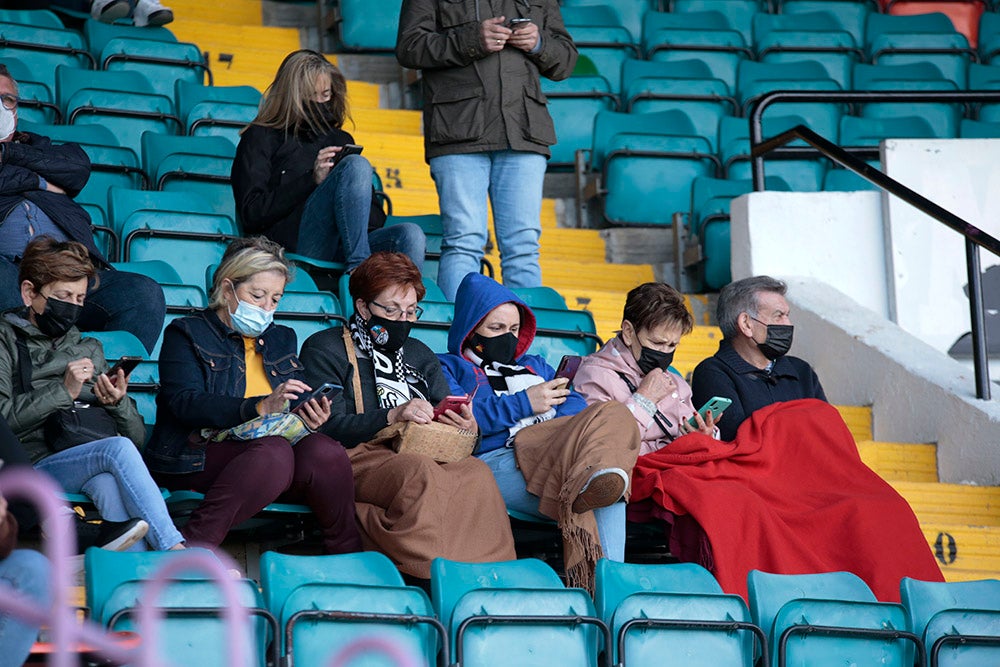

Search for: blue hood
xmin=448 ymin=273 xmax=537 ymax=358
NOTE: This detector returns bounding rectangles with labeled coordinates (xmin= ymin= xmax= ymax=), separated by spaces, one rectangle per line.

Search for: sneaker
xmin=77 ymin=518 xmax=149 ymax=553
xmin=91 ymin=0 xmax=131 ymax=23
xmin=572 ymin=468 xmax=628 ymax=513
xmin=133 ymin=0 xmax=174 ymax=27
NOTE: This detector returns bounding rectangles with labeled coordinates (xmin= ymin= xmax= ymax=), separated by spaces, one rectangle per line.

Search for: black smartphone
xmin=332 ymin=144 xmax=363 ymax=167
xmin=507 ymin=17 xmax=532 ymax=29
xmin=291 ymin=382 xmax=342 ymax=413
xmin=107 ymin=356 xmax=142 ymax=385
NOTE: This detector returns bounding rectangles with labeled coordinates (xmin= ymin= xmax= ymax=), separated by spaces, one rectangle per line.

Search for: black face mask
xmin=756 ymin=323 xmax=794 ymax=361
xmin=33 ymin=296 xmax=82 ymax=338
xmin=636 ymin=346 xmax=674 ymax=375
xmin=469 ymin=332 xmax=519 ymax=365
xmin=365 ymin=314 xmax=412 ymax=353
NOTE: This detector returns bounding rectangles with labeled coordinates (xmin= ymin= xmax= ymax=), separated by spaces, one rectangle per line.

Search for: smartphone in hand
xmin=506 ymin=17 xmax=532 ymax=29
xmin=107 ymin=356 xmax=143 ymax=385
xmin=554 ymin=355 xmax=582 ymax=385
xmin=687 ymin=396 xmax=732 ymax=428
xmin=333 ymin=144 xmax=363 ymax=167
xmin=432 ymin=385 xmax=478 ymax=420
xmin=291 ymin=382 xmax=342 ymax=413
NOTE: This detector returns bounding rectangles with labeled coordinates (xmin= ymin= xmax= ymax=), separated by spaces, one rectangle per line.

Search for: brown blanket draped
xmin=631 ymin=399 xmax=944 ymax=601
xmin=514 ymin=401 xmax=641 ymax=591
xmin=349 ymin=442 xmax=517 ymax=578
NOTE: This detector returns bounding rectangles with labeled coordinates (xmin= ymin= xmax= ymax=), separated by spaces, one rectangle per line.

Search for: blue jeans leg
xmin=297 ymin=154 xmax=374 ymax=268
xmin=478 ymin=448 xmax=624 ymax=560
xmin=430 ymin=153 xmax=491 ymax=300
xmin=488 ymin=151 xmax=545 ymax=290
xmin=0 ymin=549 xmax=51 ymax=665
xmin=34 ymin=437 xmax=184 ymax=551
xmin=78 ymin=269 xmax=166 ymax=356
xmin=368 ymin=223 xmax=426 ymax=274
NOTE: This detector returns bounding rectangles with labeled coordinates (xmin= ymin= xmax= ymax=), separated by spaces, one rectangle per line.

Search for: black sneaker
xmin=77 ymin=517 xmax=149 ymax=553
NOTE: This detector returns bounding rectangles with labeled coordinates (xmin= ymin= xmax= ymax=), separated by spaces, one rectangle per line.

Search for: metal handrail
xmin=747 ymin=90 xmax=1000 ymax=399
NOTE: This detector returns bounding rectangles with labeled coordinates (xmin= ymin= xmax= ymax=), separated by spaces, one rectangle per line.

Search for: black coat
xmin=0 ymin=131 xmax=108 ymax=267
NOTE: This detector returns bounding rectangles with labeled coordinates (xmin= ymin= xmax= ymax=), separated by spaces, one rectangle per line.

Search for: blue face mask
xmin=228 ymin=283 xmax=274 ymax=337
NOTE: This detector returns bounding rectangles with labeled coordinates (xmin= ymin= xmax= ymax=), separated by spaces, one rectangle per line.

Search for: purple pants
xmin=162 ymin=434 xmax=362 ymax=554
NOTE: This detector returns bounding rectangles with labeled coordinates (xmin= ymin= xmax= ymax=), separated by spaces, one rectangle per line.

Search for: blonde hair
xmin=245 ymin=49 xmax=350 ymax=137
xmin=209 ymin=237 xmax=292 ymax=309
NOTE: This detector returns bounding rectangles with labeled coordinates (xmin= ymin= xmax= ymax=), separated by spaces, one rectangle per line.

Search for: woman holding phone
xmin=231 ymin=49 xmax=426 ymax=272
xmin=146 ymin=237 xmax=361 ymax=554
xmin=299 ymin=252 xmax=515 ymax=580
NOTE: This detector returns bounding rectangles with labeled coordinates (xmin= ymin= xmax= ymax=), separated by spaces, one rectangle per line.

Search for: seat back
xmin=0 ymin=9 xmax=63 ymax=28
xmin=900 ymin=577 xmax=1000 ymax=649
xmin=595 ymin=560 xmax=722 ymax=621
xmin=338 ymin=0 xmax=402 ymax=50
xmin=0 ymin=22 xmax=91 ymax=91
xmin=747 ymin=570 xmax=877 ymax=640
xmin=100 ymin=37 xmax=207 ymax=99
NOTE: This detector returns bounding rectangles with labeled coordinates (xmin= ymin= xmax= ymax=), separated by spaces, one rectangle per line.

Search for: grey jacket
xmin=396 ymin=0 xmax=577 ymax=160
xmin=0 ymin=312 xmax=145 ymax=462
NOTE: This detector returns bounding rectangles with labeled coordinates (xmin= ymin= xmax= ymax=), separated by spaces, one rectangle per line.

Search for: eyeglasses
xmin=369 ymin=300 xmax=423 ymax=320
xmin=0 ymin=94 xmax=18 ymax=110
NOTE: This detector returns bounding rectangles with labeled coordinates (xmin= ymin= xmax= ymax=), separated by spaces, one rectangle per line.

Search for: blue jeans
xmin=296 ymin=154 xmax=426 ymax=272
xmin=430 ymin=151 xmax=546 ymax=300
xmin=0 ymin=549 xmax=50 ymax=665
xmin=479 ymin=447 xmax=626 ymax=562
xmin=0 ymin=258 xmax=166 ymax=355
xmin=34 ymin=437 xmax=184 ymax=551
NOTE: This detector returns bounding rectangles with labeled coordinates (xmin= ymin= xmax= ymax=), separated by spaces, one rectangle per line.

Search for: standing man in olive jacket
xmin=396 ymin=0 xmax=577 ymax=300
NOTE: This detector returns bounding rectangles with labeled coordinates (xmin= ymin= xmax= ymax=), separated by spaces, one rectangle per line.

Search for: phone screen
xmin=108 ymin=356 xmax=143 ymax=385
xmin=555 ymin=355 xmax=582 ymax=382
xmin=333 ymin=144 xmax=364 ymax=167
xmin=687 ymin=396 xmax=732 ymax=428
xmin=291 ymin=383 xmax=342 ymax=412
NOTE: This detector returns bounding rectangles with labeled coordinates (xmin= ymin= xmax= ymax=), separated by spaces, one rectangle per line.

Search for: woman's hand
xmin=258 ymin=379 xmax=312 ymax=415
xmin=63 ymin=358 xmax=94 ymax=400
xmin=679 ymin=408 xmax=718 ymax=438
xmin=295 ymin=396 xmax=332 ymax=430
xmin=636 ymin=368 xmax=677 ymax=405
xmin=93 ymin=371 xmax=127 ymax=406
xmin=387 ymin=398 xmax=434 ymax=425
xmin=437 ymin=402 xmax=477 ymax=432
xmin=525 ymin=378 xmax=570 ymax=415
xmin=312 ymin=145 xmax=342 ymax=184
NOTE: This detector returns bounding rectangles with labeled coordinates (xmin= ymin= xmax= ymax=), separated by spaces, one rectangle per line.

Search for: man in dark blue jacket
xmin=0 ymin=65 xmax=165 ymax=353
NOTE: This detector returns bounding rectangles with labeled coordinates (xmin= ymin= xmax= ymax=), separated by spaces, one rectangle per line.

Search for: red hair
xmin=349 ymin=252 xmax=426 ymax=303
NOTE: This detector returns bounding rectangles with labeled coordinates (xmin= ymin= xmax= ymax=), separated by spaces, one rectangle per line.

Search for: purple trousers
xmin=161 ymin=434 xmax=362 ymax=554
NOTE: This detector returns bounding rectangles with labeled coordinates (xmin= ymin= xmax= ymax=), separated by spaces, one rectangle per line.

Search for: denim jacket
xmin=145 ymin=309 xmax=305 ymax=474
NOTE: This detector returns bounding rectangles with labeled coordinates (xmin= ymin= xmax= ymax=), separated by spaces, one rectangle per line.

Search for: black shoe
xmin=77 ymin=517 xmax=149 ymax=553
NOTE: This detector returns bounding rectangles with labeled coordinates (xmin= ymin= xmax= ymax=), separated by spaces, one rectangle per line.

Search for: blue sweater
xmin=437 ymin=274 xmax=587 ymax=453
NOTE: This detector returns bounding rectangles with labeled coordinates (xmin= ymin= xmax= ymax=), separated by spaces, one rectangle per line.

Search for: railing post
xmin=966 ymin=239 xmax=992 ymax=400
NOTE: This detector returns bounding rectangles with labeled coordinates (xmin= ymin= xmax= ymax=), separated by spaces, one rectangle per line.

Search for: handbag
xmin=203 ymin=411 xmax=313 ymax=446
xmin=341 ymin=327 xmax=476 ymax=463
xmin=12 ymin=330 xmax=118 ymax=453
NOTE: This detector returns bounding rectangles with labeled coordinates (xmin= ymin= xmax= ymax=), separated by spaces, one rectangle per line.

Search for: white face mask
xmin=228 ymin=282 xmax=274 ymax=337
xmin=0 ymin=105 xmax=15 ymax=140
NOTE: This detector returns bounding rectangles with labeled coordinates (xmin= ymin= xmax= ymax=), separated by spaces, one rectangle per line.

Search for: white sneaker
xmin=133 ymin=0 xmax=174 ymax=27
xmin=91 ymin=0 xmax=131 ymax=23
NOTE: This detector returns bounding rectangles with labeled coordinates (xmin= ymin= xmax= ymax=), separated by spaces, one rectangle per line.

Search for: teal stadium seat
xmin=959 ymin=117 xmax=1000 ymax=137
xmin=337 ymin=0 xmax=401 ymax=51
xmin=140 ymin=133 xmax=236 ymax=219
xmin=736 ymin=59 xmax=844 ymax=138
xmin=839 ymin=114 xmax=944 ymax=147
xmin=852 ymin=62 xmax=962 ymax=138
xmin=865 ymin=12 xmax=973 ymax=88
xmin=981 ymin=11 xmax=1000 ymax=63
xmin=430 ymin=557 xmax=608 ymax=667
xmin=666 ymin=0 xmax=765 ymax=44
xmin=82 ymin=17 xmax=176 ymax=60
xmin=780 ymin=1 xmax=871 ymax=47
xmin=560 ymin=0 xmax=653 ymax=45
xmin=84 ymin=548 xmax=276 ymax=667
xmin=175 ymin=79 xmax=261 ymax=146
xmin=752 ymin=11 xmax=862 ymax=88
xmin=595 ymin=560 xmax=763 ymax=666
xmin=100 ymin=37 xmax=210 ymax=100
xmin=642 ymin=10 xmax=751 ymax=91
xmin=899 ymin=577 xmax=1000 ymax=667
xmin=510 ymin=286 xmax=568 ymax=310
xmin=260 ymin=551 xmax=445 ymax=665
xmin=0 ymin=22 xmax=94 ymax=91
xmin=541 ymin=55 xmax=619 ymax=168
xmin=529 ymin=306 xmax=602 ymax=363
xmin=274 ymin=290 xmax=347 ymax=345
xmin=720 ymin=114 xmax=829 ymax=191
xmin=12 ymin=79 xmax=60 ymax=124
xmin=747 ymin=570 xmax=921 ymax=667
xmin=410 ymin=300 xmax=454 ymax=354
xmin=0 ymin=9 xmax=64 ymax=29
xmin=968 ymin=62 xmax=1000 ymax=122
xmin=560 ymin=5 xmax=640 ymax=93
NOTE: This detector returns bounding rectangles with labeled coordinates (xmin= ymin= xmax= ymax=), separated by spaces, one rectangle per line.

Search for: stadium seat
xmin=409 ymin=299 xmax=455 ymax=354
xmin=839 ymin=114 xmax=943 ymax=147
xmin=108 ymin=187 xmax=224 ymax=237
xmin=779 ymin=0 xmax=871 ymax=47
xmin=752 ymin=11 xmax=862 ymax=88
xmin=968 ymin=62 xmax=1000 ymax=122
xmin=959 ymin=117 xmax=1000 ymax=137
xmin=80 ymin=329 xmax=147 ymax=363
xmin=140 ymin=133 xmax=236 ymax=219
xmin=338 ymin=0 xmax=402 ymax=51
xmin=0 ymin=8 xmax=64 ymax=29
xmin=748 ymin=570 xmax=920 ymax=667
xmin=981 ymin=11 xmax=1000 ymax=63
xmin=541 ymin=55 xmax=619 ymax=168
xmin=899 ymin=576 xmax=1000 ymax=667
xmin=510 ymin=286 xmax=568 ymax=310
xmin=274 ymin=290 xmax=347 ymax=345
xmin=888 ymin=1 xmax=985 ymax=49
xmin=865 ymin=12 xmax=973 ymax=87
xmin=74 ymin=144 xmax=147 ymax=235
xmin=100 ymin=37 xmax=210 ymax=100
xmin=823 ymin=168 xmax=880 ymax=191
xmin=666 ymin=0 xmax=765 ymax=45
xmin=0 ymin=22 xmax=94 ymax=91
xmin=260 ymin=551 xmax=445 ymax=664
xmin=719 ymin=114 xmax=829 ymax=192
xmin=175 ymin=79 xmax=261 ymax=146
xmin=430 ymin=557 xmax=608 ymax=667
xmin=595 ymin=560 xmax=763 ymax=666
xmin=642 ymin=10 xmax=751 ymax=91
xmin=852 ymin=62 xmax=962 ymax=138
xmin=530 ymin=306 xmax=602 ymax=362
xmin=560 ymin=5 xmax=640 ymax=92
xmin=13 ymin=79 xmax=60 ymax=124
xmin=120 ymin=214 xmax=235 ymax=288
xmin=85 ymin=548 xmax=276 ymax=667
xmin=561 ymin=0 xmax=653 ymax=44
xmin=736 ymin=60 xmax=844 ymax=138
xmin=81 ymin=17 xmax=176 ymax=59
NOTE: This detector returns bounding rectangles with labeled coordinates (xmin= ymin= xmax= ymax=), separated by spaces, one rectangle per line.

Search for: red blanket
xmin=631 ymin=399 xmax=944 ymax=601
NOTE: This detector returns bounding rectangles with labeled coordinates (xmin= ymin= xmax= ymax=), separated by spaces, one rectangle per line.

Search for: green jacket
xmin=0 ymin=311 xmax=145 ymax=463
xmin=396 ymin=0 xmax=577 ymax=161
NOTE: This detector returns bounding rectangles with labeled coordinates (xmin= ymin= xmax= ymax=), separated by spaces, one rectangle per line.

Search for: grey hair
xmin=716 ymin=275 xmax=787 ymax=339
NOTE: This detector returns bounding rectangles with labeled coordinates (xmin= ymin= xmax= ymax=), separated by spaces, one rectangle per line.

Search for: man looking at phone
xmin=396 ymin=0 xmax=577 ymax=300
xmin=692 ymin=275 xmax=826 ymax=441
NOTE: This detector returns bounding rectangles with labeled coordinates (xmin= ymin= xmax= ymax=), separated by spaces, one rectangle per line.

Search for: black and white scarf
xmin=464 ymin=346 xmax=555 ymax=443
xmin=349 ymin=314 xmax=428 ymax=410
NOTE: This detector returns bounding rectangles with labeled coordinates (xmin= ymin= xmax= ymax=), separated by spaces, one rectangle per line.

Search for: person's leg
xmin=296 ymin=154 xmax=374 ymax=267
xmin=78 ymin=269 xmax=166 ymax=355
xmin=487 ymin=151 xmax=546 ymax=289
xmin=281 ymin=434 xmax=362 ymax=554
xmin=366 ymin=223 xmax=427 ymax=273
xmin=477 ymin=448 xmax=546 ymax=519
xmin=593 ymin=502 xmax=626 ymax=562
xmin=0 ymin=549 xmax=51 ymax=665
xmin=0 ymin=413 xmax=39 ymax=532
xmin=173 ymin=437 xmax=295 ymax=547
xmin=429 ymin=153 xmax=491 ymax=300
xmin=33 ymin=437 xmax=184 ymax=550
xmin=0 ymin=257 xmax=21 ymax=312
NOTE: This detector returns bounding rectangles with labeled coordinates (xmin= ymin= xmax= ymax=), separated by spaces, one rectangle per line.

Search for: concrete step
xmin=857 ymin=441 xmax=938 ymax=483
xmin=352 ymin=108 xmax=422 ymax=135
xmin=166 ymin=0 xmax=263 ymax=25
xmin=920 ymin=523 xmax=1000 ymax=582
xmin=836 ymin=405 xmax=873 ymax=442
xmin=895 ymin=481 xmax=1000 ymax=527
xmin=169 ymin=22 xmax=299 ymax=90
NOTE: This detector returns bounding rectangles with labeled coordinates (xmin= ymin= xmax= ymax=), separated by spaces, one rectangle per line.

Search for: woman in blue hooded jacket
xmin=438 ymin=273 xmax=640 ymax=588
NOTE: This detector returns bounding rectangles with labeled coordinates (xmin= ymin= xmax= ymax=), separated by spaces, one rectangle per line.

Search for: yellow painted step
xmin=836 ymin=405 xmax=872 ymax=442
xmin=352 ymin=108 xmax=423 ymax=135
xmin=920 ymin=523 xmax=1000 ymax=582
xmin=345 ymin=83 xmax=382 ymax=111
xmin=857 ymin=441 xmax=938 ymax=482
xmin=894 ymin=481 xmax=1000 ymax=527
xmin=539 ymin=229 xmax=607 ymax=262
xmin=169 ymin=22 xmax=299 ymax=90
xmin=537 ymin=260 xmax=655 ymax=293
xmin=165 ymin=0 xmax=262 ymax=25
